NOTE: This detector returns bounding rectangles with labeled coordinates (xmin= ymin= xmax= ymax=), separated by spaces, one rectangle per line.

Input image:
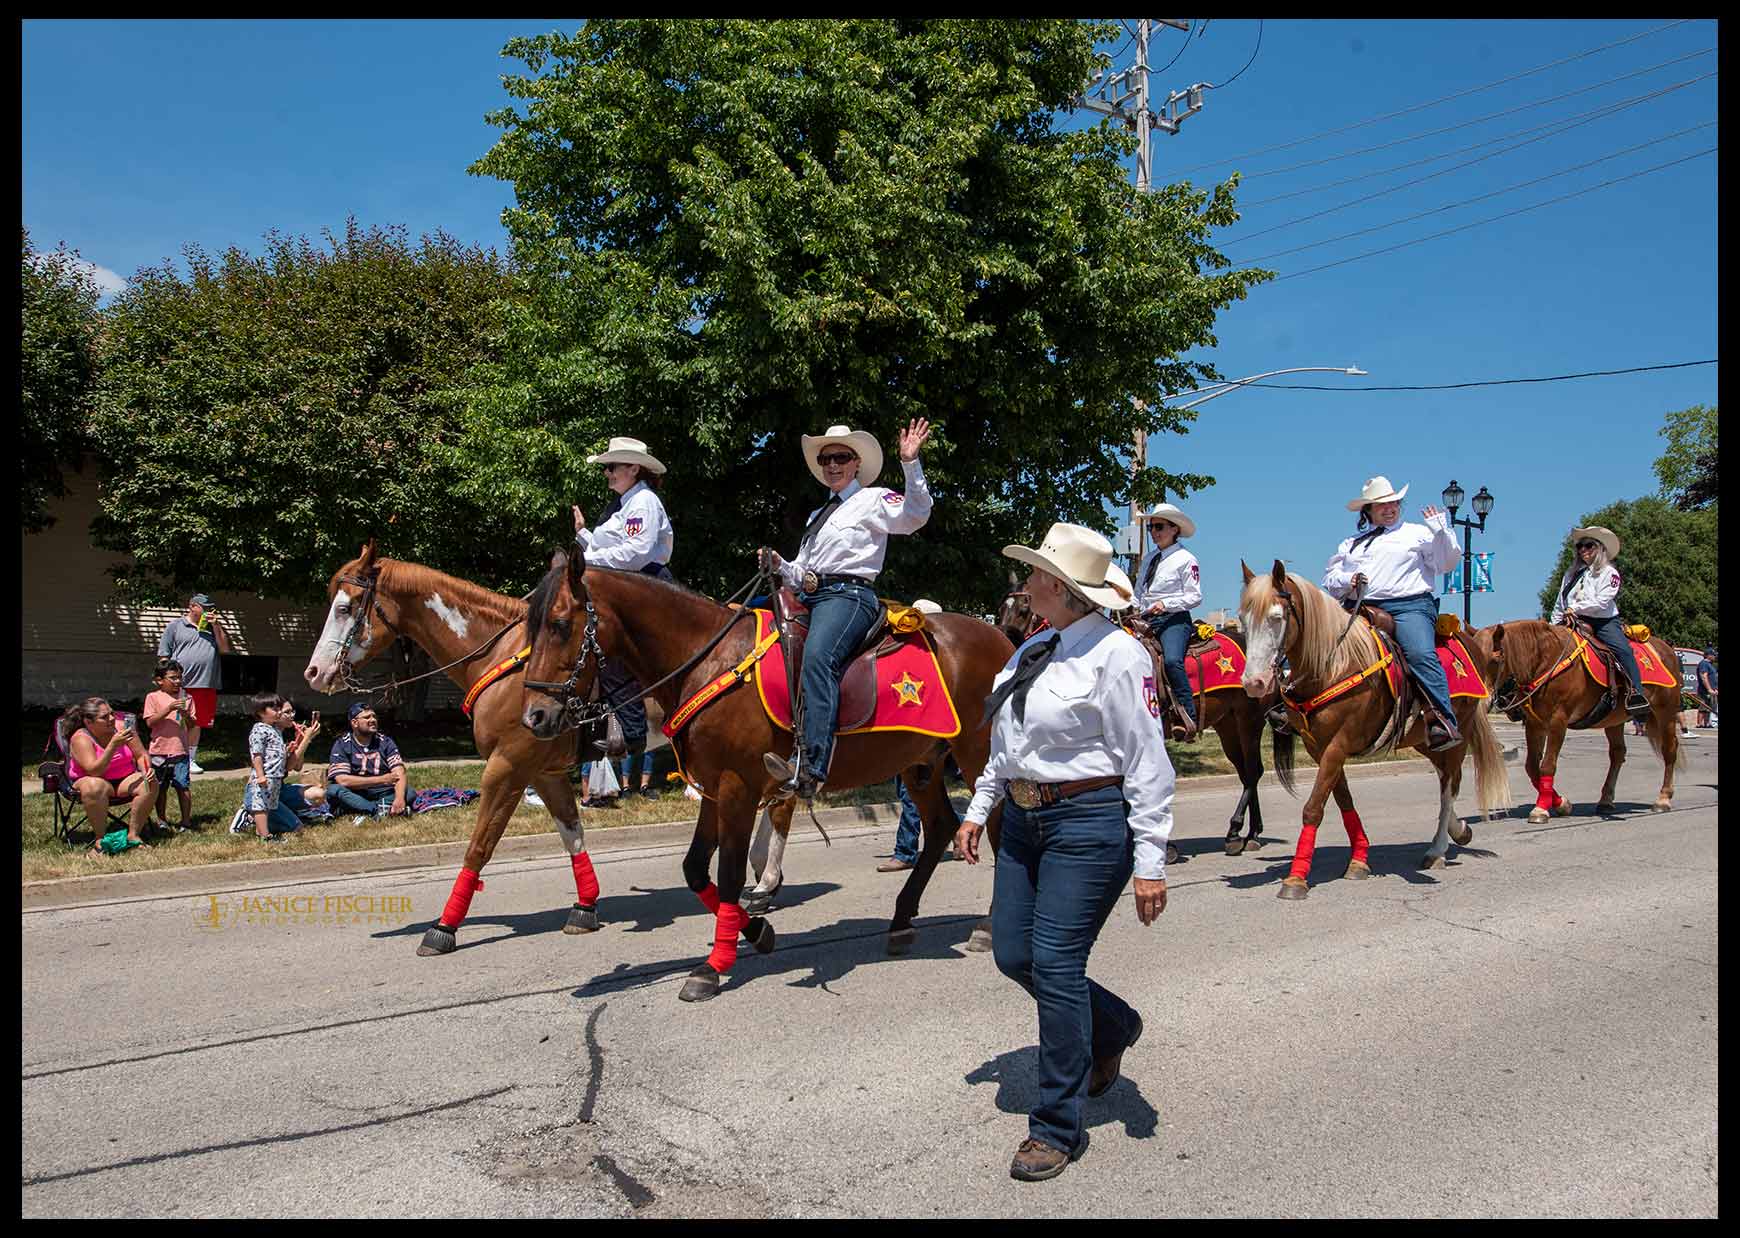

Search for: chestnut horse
xmin=301 ymin=541 xmax=798 ymax=955
xmin=519 ymin=552 xmax=1014 ymax=1001
xmin=1478 ymin=619 xmax=1685 ymax=822
xmin=1239 ymin=560 xmax=1510 ymax=899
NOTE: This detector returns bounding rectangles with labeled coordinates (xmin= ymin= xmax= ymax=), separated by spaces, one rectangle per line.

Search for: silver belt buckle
xmin=1008 ymin=778 xmax=1042 ymax=810
xmin=801 ymin=570 xmax=820 ymax=593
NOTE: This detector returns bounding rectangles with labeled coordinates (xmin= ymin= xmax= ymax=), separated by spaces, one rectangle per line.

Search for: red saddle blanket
xmin=1577 ymin=636 xmax=1678 ymax=689
xmin=751 ymin=609 xmax=963 ymax=739
xmin=1380 ymin=634 xmax=1489 ymax=699
xmin=1184 ymin=632 xmax=1247 ymax=696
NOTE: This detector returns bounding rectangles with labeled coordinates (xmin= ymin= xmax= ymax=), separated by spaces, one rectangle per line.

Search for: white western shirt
xmin=965 ymin=614 xmax=1177 ymax=881
xmin=578 ymin=481 xmax=674 ymax=572
xmin=1321 ymin=515 xmax=1459 ymax=602
xmin=778 ymin=459 xmax=933 ymax=587
xmin=1550 ymin=564 xmax=1621 ymax=622
xmin=1134 ymin=543 xmax=1202 ymax=613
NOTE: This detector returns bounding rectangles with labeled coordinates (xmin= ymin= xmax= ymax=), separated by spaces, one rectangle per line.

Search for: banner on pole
xmin=1442 ymin=552 xmax=1495 ymax=596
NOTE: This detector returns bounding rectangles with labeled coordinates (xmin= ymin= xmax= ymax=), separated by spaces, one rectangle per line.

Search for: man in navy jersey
xmin=326 ymin=703 xmax=410 ymax=820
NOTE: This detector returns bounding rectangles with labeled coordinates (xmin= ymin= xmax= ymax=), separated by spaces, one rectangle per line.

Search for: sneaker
xmin=640 ymin=785 xmax=659 ymax=800
xmin=228 ymin=806 xmax=249 ymax=835
xmin=524 ymin=788 xmax=546 ymax=808
xmin=188 ymin=760 xmax=206 ymax=775
xmin=350 ymin=815 xmax=371 ymax=827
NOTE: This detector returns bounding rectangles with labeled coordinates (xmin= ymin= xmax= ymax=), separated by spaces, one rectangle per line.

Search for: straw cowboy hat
xmin=1146 ymin=501 xmax=1197 ymax=539
xmin=1003 ymin=523 xmax=1134 ymax=611
xmin=1346 ymin=475 xmax=1409 ymax=511
xmin=800 ymin=424 xmax=883 ymax=488
xmin=586 ymin=436 xmax=667 ymax=475
xmin=1569 ymin=525 xmax=1621 ymax=559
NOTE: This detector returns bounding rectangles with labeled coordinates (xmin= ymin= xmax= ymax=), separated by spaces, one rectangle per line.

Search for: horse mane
xmin=381 ymin=560 xmax=526 ymax=625
xmin=525 ymin=561 xmax=724 ymax=638
xmin=1240 ymin=570 xmax=1378 ymax=685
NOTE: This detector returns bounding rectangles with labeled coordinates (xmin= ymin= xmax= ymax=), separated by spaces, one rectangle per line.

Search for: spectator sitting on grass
xmin=242 ymin=693 xmax=298 ymax=843
xmin=326 ymin=703 xmax=410 ymax=821
xmin=142 ymin=658 xmax=195 ymax=835
xmin=228 ymin=703 xmax=330 ymax=835
xmin=64 ymin=697 xmax=157 ymax=859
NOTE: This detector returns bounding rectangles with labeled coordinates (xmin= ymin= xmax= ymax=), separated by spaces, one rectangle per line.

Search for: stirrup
xmin=1625 ymin=692 xmax=1651 ymax=719
xmin=1425 ymin=716 xmax=1462 ymax=752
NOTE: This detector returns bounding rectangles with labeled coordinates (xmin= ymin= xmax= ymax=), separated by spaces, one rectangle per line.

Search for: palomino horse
xmin=1478 ymin=619 xmax=1685 ymax=822
xmin=1239 ymin=560 xmax=1510 ymax=898
xmin=519 ymin=552 xmax=1014 ymax=1001
xmin=302 ymin=541 xmax=797 ymax=955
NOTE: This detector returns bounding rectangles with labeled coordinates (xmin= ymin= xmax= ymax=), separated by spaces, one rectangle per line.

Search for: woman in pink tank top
xmin=62 ymin=697 xmax=157 ymax=857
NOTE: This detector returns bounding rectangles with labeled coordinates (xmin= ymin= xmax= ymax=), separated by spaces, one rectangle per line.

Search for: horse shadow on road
xmin=965 ymin=1047 xmax=1160 ymax=1141
xmin=1217 ymin=835 xmax=1500 ymax=894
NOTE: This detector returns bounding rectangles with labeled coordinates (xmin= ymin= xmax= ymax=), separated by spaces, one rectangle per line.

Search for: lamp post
xmin=1441 ymin=479 xmax=1495 ymax=625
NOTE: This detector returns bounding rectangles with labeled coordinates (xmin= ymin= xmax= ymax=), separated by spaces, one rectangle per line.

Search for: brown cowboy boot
xmin=1424 ymin=704 xmax=1462 ymax=752
xmin=1169 ymin=704 xmax=1199 ymax=743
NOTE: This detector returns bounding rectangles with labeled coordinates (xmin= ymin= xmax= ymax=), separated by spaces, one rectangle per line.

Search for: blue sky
xmin=22 ymin=19 xmax=1718 ymax=628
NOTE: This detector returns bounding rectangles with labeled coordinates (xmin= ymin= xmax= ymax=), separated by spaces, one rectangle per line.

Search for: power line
xmin=1173 ymin=18 xmax=1696 ymax=175
xmin=1208 ymin=19 xmax=1262 ymax=89
xmin=1150 ymin=21 xmax=1193 ymax=77
xmin=1232 ymin=47 xmax=1714 ymax=180
xmin=1239 ymin=360 xmax=1715 ymax=392
xmin=1227 ymin=116 xmax=1715 ymax=252
xmin=1257 ymin=146 xmax=1715 ymax=282
xmin=1238 ymin=70 xmax=1713 ymax=210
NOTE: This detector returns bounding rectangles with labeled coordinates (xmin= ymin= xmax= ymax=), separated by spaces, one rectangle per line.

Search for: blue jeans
xmin=267 ymin=782 xmax=324 ymax=833
xmin=991 ymin=783 xmax=1140 ymax=1155
xmin=1154 ymin=611 xmax=1198 ymax=726
xmin=327 ymin=782 xmax=396 ymax=816
xmin=1587 ymin=615 xmax=1644 ymax=692
xmin=1370 ymin=592 xmax=1456 ymax=723
xmin=797 ymin=581 xmax=881 ymax=777
xmin=893 ymin=775 xmax=921 ymax=863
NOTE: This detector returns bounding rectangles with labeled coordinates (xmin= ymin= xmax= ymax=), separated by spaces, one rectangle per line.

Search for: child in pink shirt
xmin=142 ymin=658 xmax=194 ymax=832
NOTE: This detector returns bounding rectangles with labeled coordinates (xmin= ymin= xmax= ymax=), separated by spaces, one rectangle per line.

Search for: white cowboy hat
xmin=1346 ymin=475 xmax=1409 ymax=511
xmin=1569 ymin=525 xmax=1621 ymax=559
xmin=586 ymin=436 xmax=667 ymax=475
xmin=1145 ymin=501 xmax=1197 ymax=539
xmin=1002 ymin=523 xmax=1134 ymax=612
xmin=912 ymin=598 xmax=943 ymax=614
xmin=800 ymin=424 xmax=883 ymax=488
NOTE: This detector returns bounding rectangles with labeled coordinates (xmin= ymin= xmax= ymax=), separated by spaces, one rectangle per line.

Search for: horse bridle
xmin=522 ymin=596 xmax=610 ymax=731
xmin=1267 ymin=578 xmax=1305 ymax=686
xmin=330 ymin=569 xmax=387 ymax=694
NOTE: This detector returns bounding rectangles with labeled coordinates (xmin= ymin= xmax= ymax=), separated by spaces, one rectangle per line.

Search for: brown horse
xmin=301 ymin=541 xmax=798 ymax=955
xmin=1477 ymin=619 xmax=1685 ymax=822
xmin=519 ymin=552 xmax=1014 ymax=1001
xmin=1238 ymin=560 xmax=1510 ymax=898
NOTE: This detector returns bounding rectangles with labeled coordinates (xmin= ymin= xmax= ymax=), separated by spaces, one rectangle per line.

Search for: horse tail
xmin=1463 ymin=696 xmax=1511 ymax=819
xmin=1643 ymin=717 xmax=1691 ymax=772
xmin=1269 ymin=721 xmax=1299 ymax=796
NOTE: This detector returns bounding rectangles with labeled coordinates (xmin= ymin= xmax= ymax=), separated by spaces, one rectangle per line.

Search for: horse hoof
xmin=563 ymin=903 xmax=600 ymax=934
xmin=1242 ymin=837 xmax=1266 ymax=854
xmin=1277 ymin=877 xmax=1309 ymax=901
xmin=746 ymin=916 xmax=776 ymax=955
xmin=1652 ymin=799 xmax=1672 ymax=813
xmin=678 ymin=965 xmax=723 ymax=1003
xmin=1166 ymin=844 xmax=1180 ymax=866
xmin=1450 ymin=822 xmax=1473 ymax=847
xmin=1553 ymin=797 xmax=1572 ymax=817
xmin=1527 ymin=807 xmax=1549 ymax=825
xmin=742 ymin=892 xmax=771 ymax=917
xmin=1343 ymin=860 xmax=1372 ymax=880
xmin=887 ymin=926 xmax=917 ymax=956
xmin=1596 ymin=799 xmax=1615 ymax=815
xmin=1224 ymin=837 xmax=1244 ymax=857
xmin=416 ymin=925 xmax=457 ymax=956
xmin=1419 ymin=854 xmax=1447 ymax=870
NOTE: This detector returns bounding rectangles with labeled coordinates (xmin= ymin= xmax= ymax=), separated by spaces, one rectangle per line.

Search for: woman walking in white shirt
xmin=1133 ymin=501 xmax=1203 ymax=740
xmin=955 ymin=523 xmax=1173 ymax=1183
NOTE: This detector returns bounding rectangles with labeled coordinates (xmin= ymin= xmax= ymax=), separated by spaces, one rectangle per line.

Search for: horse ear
xmin=359 ymin=538 xmax=378 ymax=568
xmin=1491 ymin=623 xmax=1505 ymax=648
xmin=566 ymin=544 xmax=585 ymax=596
xmin=549 ymin=548 xmax=566 ymax=573
xmin=1241 ymin=560 xmax=1255 ymax=584
xmin=1270 ymin=559 xmax=1287 ymax=588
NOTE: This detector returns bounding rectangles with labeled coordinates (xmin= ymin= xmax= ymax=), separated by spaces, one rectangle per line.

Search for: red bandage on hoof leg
xmin=706 ymin=903 xmax=749 ymax=974
xmin=571 ymin=851 xmax=600 ymax=907
xmin=1535 ymin=776 xmax=1556 ymax=812
xmin=441 ymin=868 xmax=484 ymax=929
xmin=1289 ymin=823 xmax=1319 ymax=883
xmin=1341 ymin=809 xmax=1369 ymax=865
xmin=695 ymin=882 xmax=721 ymax=915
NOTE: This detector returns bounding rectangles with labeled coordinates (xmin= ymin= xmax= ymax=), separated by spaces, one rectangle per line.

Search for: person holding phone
xmin=156 ymin=592 xmax=234 ymax=773
xmin=62 ymin=697 xmax=157 ymax=858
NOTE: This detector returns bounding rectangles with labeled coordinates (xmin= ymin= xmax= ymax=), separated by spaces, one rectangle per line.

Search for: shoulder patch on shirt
xmin=1143 ymin=675 xmax=1160 ymax=718
xmin=881 ymin=491 xmax=903 ymax=507
xmin=1609 ymin=570 xmax=1620 ymax=585
xmin=624 ymin=516 xmax=644 ymax=537
xmin=1190 ymin=563 xmax=1199 ymax=580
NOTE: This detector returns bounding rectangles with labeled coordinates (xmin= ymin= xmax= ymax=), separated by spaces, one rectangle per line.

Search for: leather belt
xmin=800 ymin=571 xmax=874 ymax=593
xmin=1007 ymin=774 xmax=1124 ymax=811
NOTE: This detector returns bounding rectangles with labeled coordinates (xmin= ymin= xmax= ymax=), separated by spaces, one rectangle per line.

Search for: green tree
xmin=88 ymin=219 xmax=520 ymax=603
xmin=454 ymin=18 xmax=1270 ymax=606
xmin=1535 ymin=496 xmax=1717 ymax=650
xmin=1652 ymin=403 xmax=1717 ymax=511
xmin=21 ymin=229 xmax=104 ymax=532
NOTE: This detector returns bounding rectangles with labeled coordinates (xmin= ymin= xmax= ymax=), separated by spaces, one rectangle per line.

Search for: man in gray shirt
xmin=156 ymin=592 xmax=234 ymax=773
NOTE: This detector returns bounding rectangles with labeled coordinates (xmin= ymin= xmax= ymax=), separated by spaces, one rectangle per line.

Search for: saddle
xmin=1564 ymin=615 xmax=1625 ymax=728
xmin=773 ymin=587 xmax=903 ymax=733
xmin=1126 ymin=618 xmax=1223 ymax=739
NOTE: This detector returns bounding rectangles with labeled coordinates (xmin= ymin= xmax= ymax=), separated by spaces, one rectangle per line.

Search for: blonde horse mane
xmin=1241 ymin=569 xmax=1381 ymax=687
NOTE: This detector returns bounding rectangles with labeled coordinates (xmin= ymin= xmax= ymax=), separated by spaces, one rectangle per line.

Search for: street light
xmin=1441 ymin=479 xmax=1496 ymax=625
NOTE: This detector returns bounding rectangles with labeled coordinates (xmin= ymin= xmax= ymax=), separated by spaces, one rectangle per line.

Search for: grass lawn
xmin=22 ymin=731 xmax=1421 ymax=884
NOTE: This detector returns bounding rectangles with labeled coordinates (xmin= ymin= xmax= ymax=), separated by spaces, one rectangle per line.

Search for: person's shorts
xmin=150 ymin=754 xmax=191 ymax=791
xmin=187 ymin=687 xmax=218 ymax=729
xmin=242 ymin=779 xmax=282 ymax=813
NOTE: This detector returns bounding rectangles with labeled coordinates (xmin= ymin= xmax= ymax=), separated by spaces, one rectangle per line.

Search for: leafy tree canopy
xmin=88 ymin=219 xmax=518 ymax=603
xmin=1652 ymin=403 xmax=1717 ymax=511
xmin=1535 ymin=496 xmax=1717 ymax=650
xmin=455 ymin=17 xmax=1271 ymax=606
xmin=21 ymin=229 xmax=104 ymax=533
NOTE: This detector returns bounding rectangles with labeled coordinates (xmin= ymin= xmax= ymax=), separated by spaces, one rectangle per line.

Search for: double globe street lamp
xmin=1441 ymin=479 xmax=1495 ymax=625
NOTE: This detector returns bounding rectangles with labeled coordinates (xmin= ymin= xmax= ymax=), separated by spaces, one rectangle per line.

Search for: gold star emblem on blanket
xmin=892 ymin=671 xmax=925 ymax=707
xmin=1216 ymin=655 xmax=1235 ymax=675
xmin=1452 ymin=657 xmax=1465 ymax=677
xmin=1639 ymin=652 xmax=1654 ymax=670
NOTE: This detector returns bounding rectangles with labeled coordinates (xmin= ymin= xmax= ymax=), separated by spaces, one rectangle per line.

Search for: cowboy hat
xmin=586 ymin=436 xmax=667 ymax=475
xmin=800 ymin=424 xmax=883 ymax=488
xmin=1145 ymin=502 xmax=1197 ymax=539
xmin=1346 ymin=475 xmax=1409 ymax=511
xmin=1002 ymin=523 xmax=1134 ymax=612
xmin=1569 ymin=525 xmax=1620 ymax=559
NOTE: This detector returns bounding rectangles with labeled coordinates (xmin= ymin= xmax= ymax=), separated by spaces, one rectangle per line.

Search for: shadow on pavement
xmin=966 ymin=1046 xmax=1160 ymax=1140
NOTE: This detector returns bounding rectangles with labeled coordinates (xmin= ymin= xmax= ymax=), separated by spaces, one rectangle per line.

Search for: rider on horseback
xmin=1549 ymin=525 xmax=1651 ymax=721
xmin=757 ymin=419 xmax=933 ymax=801
xmin=1321 ymin=476 xmax=1463 ymax=752
xmin=1132 ymin=502 xmax=1202 ymax=742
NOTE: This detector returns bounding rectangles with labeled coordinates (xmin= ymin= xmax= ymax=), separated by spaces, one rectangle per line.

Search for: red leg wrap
xmin=707 ymin=902 xmax=749 ymax=974
xmin=1341 ymin=809 xmax=1369 ymax=864
xmin=696 ymin=882 xmax=721 ymax=914
xmin=1535 ymin=776 xmax=1555 ymax=812
xmin=571 ymin=851 xmax=599 ymax=907
xmin=1289 ymin=823 xmax=1319 ymax=882
xmin=441 ymin=868 xmax=483 ymax=929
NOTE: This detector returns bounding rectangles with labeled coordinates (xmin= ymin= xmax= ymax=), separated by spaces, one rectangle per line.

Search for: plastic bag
xmin=588 ymin=758 xmax=621 ymax=800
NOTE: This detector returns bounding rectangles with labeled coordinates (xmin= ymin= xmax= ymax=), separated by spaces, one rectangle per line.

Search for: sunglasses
xmin=1575 ymin=541 xmax=1599 ymax=550
xmin=601 ymin=462 xmax=630 ymax=472
xmin=817 ymin=452 xmax=857 ymax=467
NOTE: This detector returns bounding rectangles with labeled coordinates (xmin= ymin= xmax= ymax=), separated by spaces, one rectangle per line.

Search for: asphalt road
xmin=22 ymin=725 xmax=1718 ymax=1217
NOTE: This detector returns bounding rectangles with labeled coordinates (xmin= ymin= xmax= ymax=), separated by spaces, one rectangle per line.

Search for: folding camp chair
xmin=39 ymin=713 xmax=143 ymax=845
